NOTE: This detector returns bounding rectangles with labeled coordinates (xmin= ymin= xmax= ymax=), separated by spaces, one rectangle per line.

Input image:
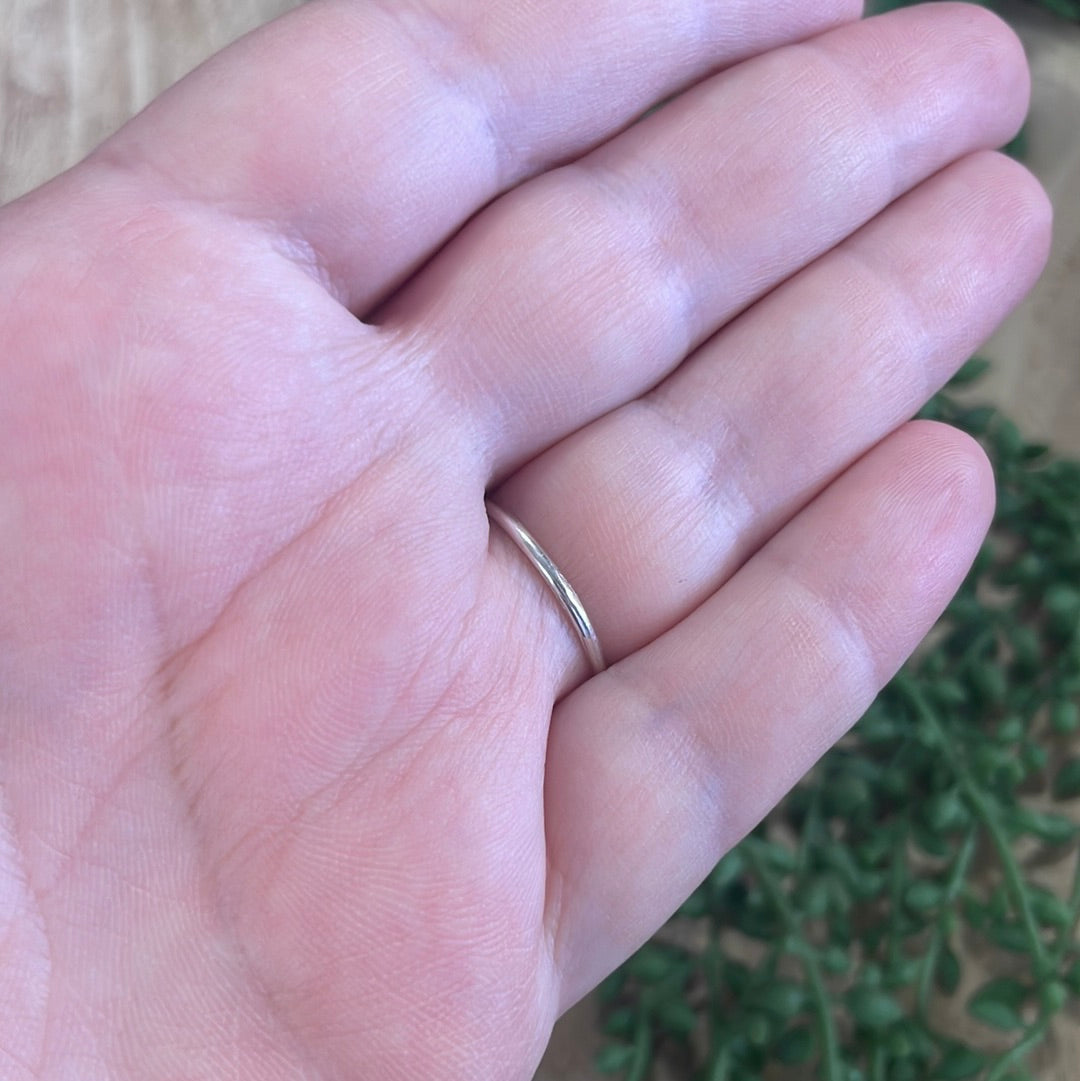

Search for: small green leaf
xmin=1046 ymin=585 xmax=1080 ymax=636
xmin=1000 ymin=758 xmax=1027 ymax=787
xmin=912 ymin=821 xmax=951 ymax=859
xmin=987 ymin=887 xmax=1009 ymax=922
xmin=1003 ymin=127 xmax=1029 ymax=160
xmin=735 ymin=901 xmax=783 ymax=941
xmin=677 ymin=890 xmax=707 ymax=918
xmin=603 ymin=1008 xmax=637 ymax=1038
xmin=746 ymin=981 xmax=806 ymax=1019
xmin=1041 ymin=981 xmax=1068 ymax=1014
xmin=915 ymin=713 xmax=945 ymax=748
xmin=759 ymin=841 xmax=798 ymax=873
xmin=963 ymin=896 xmax=989 ymax=931
xmin=904 ymin=881 xmax=945 ymax=913
xmin=851 ymin=871 xmax=886 ymax=899
xmin=968 ymin=978 xmax=1028 ymax=1031
xmin=627 ymin=945 xmax=680 ymax=984
xmin=885 ymin=959 xmax=921 ymax=990
xmin=1029 ymin=888 xmax=1072 ymax=930
xmin=724 ymin=961 xmax=751 ymax=995
xmin=595 ymin=1043 xmax=637 ymax=1074
xmin=1021 ymin=743 xmax=1048 ymax=772
xmin=993 ymin=418 xmax=1025 ymax=462
xmin=936 ymin=947 xmax=961 ymax=996
xmin=886 ymin=1029 xmax=915 ymax=1059
xmin=1006 ymin=555 xmax=1045 ymax=590
xmin=747 ymin=1012 xmax=771 ymax=1046
xmin=824 ymin=775 xmax=871 ymax=816
xmin=970 ymin=662 xmax=1007 ymax=705
xmin=972 ymin=744 xmax=1007 ymax=787
xmin=823 ymin=946 xmax=851 ymax=975
xmin=1013 ymin=807 xmax=1078 ymax=845
xmin=891 ymin=1059 xmax=919 ymax=1081
xmin=949 ymin=357 xmax=991 ymax=386
xmin=957 ymin=404 xmax=997 ymax=435
xmin=598 ymin=972 xmax=625 ymax=1003
xmin=1009 ymin=626 xmax=1043 ymax=670
xmin=655 ymin=998 xmax=697 ymax=1038
xmin=924 ymin=791 xmax=967 ymax=832
xmin=709 ymin=851 xmax=746 ymax=892
xmin=996 ymin=716 xmax=1025 ymax=744
xmin=847 ymin=987 xmax=905 ymax=1031
xmin=918 ymin=397 xmax=945 ymax=421
xmin=855 ymin=834 xmax=893 ymax=869
xmin=774 ymin=1024 xmax=814 ymax=1065
xmin=802 ymin=877 xmax=831 ymax=918
xmin=968 ymin=998 xmax=1025 ymax=1031
xmin=973 ymin=978 xmax=1027 ymax=1007
xmin=987 ymin=920 xmax=1031 ymax=953
xmin=929 ymin=678 xmax=972 ymax=713
xmin=882 ymin=766 xmax=910 ymax=797
xmin=1050 ymin=701 xmax=1080 ymax=735
xmin=936 ymin=1045 xmax=986 ymax=1080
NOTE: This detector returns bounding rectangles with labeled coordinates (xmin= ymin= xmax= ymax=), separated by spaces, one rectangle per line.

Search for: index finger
xmin=93 ymin=0 xmax=862 ymax=311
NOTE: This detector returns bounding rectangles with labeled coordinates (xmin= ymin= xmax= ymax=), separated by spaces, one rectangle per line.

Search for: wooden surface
xmin=0 ymin=0 xmax=298 ymax=203
xmin=1 ymin=3 xmax=1078 ymax=1080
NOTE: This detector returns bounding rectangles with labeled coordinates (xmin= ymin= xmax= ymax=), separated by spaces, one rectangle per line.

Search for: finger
xmin=385 ymin=3 xmax=1030 ymax=471
xmin=492 ymin=150 xmax=1050 ymax=681
xmin=543 ymin=421 xmax=995 ymax=1007
xmin=92 ymin=0 xmax=860 ymax=311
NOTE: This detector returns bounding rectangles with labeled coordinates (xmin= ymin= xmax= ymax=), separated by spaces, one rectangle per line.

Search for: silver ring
xmin=486 ymin=500 xmax=606 ymax=676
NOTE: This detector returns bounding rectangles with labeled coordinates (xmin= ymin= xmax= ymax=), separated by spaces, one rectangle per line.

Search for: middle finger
xmin=384 ymin=4 xmax=1029 ymax=469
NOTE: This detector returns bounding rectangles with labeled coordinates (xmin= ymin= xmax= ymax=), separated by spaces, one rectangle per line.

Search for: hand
xmin=0 ymin=2 xmax=1050 ymax=1078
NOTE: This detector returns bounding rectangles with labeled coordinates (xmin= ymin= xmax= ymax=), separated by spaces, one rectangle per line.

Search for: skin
xmin=0 ymin=1 xmax=1053 ymax=1078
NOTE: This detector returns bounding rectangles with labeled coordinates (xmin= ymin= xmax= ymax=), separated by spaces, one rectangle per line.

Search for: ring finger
xmin=493 ymin=148 xmax=1051 ymax=686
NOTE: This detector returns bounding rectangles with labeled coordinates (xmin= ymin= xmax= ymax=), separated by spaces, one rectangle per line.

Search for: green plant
xmin=871 ymin=0 xmax=1080 ymax=19
xmin=1038 ymin=0 xmax=1080 ymax=18
xmin=594 ymin=361 xmax=1080 ymax=1081
xmin=1029 ymin=0 xmax=1080 ymax=16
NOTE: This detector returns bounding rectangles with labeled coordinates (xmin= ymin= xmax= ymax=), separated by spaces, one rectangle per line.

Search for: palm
xmin=2 ymin=183 xmax=561 ymax=1076
xmin=0 ymin=2 xmax=1050 ymax=1079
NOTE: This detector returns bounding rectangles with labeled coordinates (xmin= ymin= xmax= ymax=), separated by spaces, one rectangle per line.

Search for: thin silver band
xmin=486 ymin=501 xmax=606 ymax=676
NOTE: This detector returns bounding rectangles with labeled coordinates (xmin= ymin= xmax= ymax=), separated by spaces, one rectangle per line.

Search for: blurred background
xmin=1 ymin=2 xmax=1076 ymax=1079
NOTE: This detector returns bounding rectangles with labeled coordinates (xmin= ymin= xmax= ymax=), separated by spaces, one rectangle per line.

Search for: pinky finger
xmin=543 ymin=421 xmax=995 ymax=1008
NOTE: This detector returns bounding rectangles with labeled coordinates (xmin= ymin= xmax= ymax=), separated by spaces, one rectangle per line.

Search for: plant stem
xmin=703 ymin=924 xmax=727 ymax=1081
xmin=985 ymin=1016 xmax=1051 ymax=1081
xmin=1051 ymin=847 xmax=1080 ymax=968
xmin=871 ymin=1044 xmax=887 ymax=1081
xmin=897 ymin=682 xmax=1049 ymax=975
xmin=917 ymin=827 xmax=977 ymax=1019
xmin=626 ymin=1009 xmax=653 ymax=1081
xmin=707 ymin=1045 xmax=730 ymax=1081
xmin=887 ymin=822 xmax=907 ymax=971
xmin=990 ymin=856 xmax=1080 ymax=1081
xmin=744 ymin=841 xmax=844 ymax=1081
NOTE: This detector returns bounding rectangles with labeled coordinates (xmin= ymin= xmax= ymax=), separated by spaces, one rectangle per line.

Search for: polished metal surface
xmin=486 ymin=501 xmax=606 ymax=677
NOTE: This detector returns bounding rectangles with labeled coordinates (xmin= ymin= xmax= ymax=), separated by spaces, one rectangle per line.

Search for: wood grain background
xmin=1 ymin=3 xmax=1077 ymax=1080
xmin=0 ymin=0 xmax=295 ymax=203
